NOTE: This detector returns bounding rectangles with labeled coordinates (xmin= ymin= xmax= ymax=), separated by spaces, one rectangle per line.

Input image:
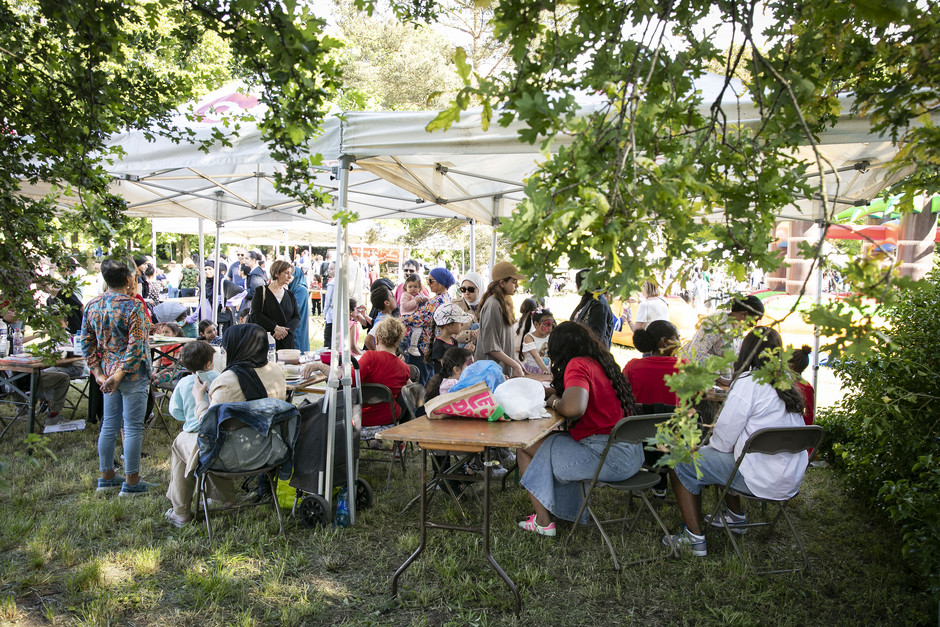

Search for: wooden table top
xmin=0 ymin=355 xmax=84 ymax=373
xmin=377 ymin=412 xmax=566 ymax=453
xmin=287 ymin=374 xmax=328 ymax=392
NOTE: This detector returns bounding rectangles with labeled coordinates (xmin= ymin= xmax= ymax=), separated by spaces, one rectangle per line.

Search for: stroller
xmin=287 ymin=378 xmax=374 ymax=528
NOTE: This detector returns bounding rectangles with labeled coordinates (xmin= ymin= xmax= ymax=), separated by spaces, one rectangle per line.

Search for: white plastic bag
xmin=493 ymin=378 xmax=549 ymax=420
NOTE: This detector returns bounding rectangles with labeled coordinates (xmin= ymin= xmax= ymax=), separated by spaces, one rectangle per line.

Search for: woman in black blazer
xmin=250 ymin=259 xmax=300 ymax=351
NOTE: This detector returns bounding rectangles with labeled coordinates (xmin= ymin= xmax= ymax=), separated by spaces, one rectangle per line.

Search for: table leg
xmin=26 ymin=369 xmax=38 ymax=454
xmin=481 ymin=446 xmax=521 ymax=616
xmin=392 ymin=447 xmax=428 ymax=597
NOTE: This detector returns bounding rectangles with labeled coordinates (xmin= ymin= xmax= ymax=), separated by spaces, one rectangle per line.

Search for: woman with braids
xmin=664 ymin=327 xmax=807 ymax=557
xmin=516 ymin=321 xmax=642 ymax=536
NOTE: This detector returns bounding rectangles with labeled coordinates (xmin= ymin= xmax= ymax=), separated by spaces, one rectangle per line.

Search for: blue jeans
xmin=98 ymin=376 xmax=150 ymax=476
xmin=673 ymin=445 xmax=754 ymax=496
xmin=521 ymin=433 xmax=643 ymax=524
xmin=404 ymin=353 xmax=430 ymax=386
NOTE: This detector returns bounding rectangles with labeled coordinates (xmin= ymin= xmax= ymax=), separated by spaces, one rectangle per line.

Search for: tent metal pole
xmin=469 ymin=219 xmax=476 ymax=273
xmin=212 ymin=192 xmax=222 ymax=326
xmin=812 ymin=218 xmax=824 ymax=417
xmin=198 ymin=219 xmax=205 ymax=313
xmin=337 ymin=156 xmax=356 ymax=525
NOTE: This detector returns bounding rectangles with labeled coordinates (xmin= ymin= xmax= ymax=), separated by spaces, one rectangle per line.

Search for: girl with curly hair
xmin=517 ymin=321 xmax=641 ymax=536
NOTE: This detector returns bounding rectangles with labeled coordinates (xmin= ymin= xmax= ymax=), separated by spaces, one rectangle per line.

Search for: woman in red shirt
xmin=358 ymin=317 xmax=412 ymax=435
xmin=622 ymin=320 xmax=681 ymax=406
xmin=517 ymin=321 xmax=642 ymax=536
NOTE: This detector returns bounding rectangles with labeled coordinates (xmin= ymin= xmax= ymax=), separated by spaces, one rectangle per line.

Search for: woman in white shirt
xmin=627 ymin=280 xmax=669 ymax=331
xmin=663 ymin=327 xmax=807 ymax=556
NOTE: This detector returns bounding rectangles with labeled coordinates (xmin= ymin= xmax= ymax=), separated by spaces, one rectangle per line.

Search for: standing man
xmin=81 ymin=258 xmax=152 ymax=496
xmin=226 ymin=249 xmax=245 ymax=290
xmin=239 ymin=251 xmax=267 ymax=318
xmin=322 ymin=262 xmax=335 ymax=348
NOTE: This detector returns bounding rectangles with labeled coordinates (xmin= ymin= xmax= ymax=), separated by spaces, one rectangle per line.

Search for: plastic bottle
xmin=0 ymin=320 xmax=7 ymax=358
xmin=11 ymin=328 xmax=23 ymax=355
xmin=267 ymin=333 xmax=276 ymax=363
xmin=334 ymin=487 xmax=349 ymax=528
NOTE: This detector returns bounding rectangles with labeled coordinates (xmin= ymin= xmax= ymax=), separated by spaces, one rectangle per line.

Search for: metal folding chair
xmin=62 ymin=376 xmax=90 ymax=422
xmin=707 ymin=425 xmax=825 ymax=575
xmin=359 ymin=383 xmax=406 ymax=489
xmin=566 ymin=412 xmax=678 ymax=570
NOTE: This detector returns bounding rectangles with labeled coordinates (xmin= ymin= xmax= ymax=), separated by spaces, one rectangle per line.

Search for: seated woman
xmin=664 ymin=327 xmax=807 ymax=556
xmin=517 ymin=321 xmax=642 ymax=536
xmin=357 ymin=317 xmax=411 ymax=440
xmin=164 ymin=324 xmax=287 ymax=526
xmin=622 ymin=320 xmax=681 ymax=407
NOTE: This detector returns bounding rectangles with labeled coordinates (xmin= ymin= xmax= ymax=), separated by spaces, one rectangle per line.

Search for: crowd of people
xmin=2 ymin=247 xmax=817 ymax=555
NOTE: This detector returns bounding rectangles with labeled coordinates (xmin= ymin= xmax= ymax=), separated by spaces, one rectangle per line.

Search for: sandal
xmin=517 ymin=514 xmax=556 ymax=537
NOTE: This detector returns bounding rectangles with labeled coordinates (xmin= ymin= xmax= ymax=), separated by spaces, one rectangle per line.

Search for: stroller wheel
xmin=297 ymin=494 xmax=331 ymax=529
xmin=355 ymin=478 xmax=373 ymax=510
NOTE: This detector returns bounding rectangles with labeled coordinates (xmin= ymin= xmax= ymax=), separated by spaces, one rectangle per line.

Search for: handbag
xmin=424 ymin=381 xmax=505 ymax=421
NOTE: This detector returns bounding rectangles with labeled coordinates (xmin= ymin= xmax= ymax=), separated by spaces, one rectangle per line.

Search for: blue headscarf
xmin=289 ymin=266 xmax=307 ymax=293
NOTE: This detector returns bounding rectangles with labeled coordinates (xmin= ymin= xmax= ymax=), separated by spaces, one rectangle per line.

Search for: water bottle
xmin=0 ymin=320 xmax=7 ymax=358
xmin=267 ymin=333 xmax=276 ymax=363
xmin=334 ymin=487 xmax=349 ymax=528
xmin=11 ymin=328 xmax=23 ymax=355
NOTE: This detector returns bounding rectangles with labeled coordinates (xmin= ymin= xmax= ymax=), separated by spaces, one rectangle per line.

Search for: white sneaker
xmin=663 ymin=525 xmax=707 ymax=556
xmin=407 ymin=346 xmax=421 ymax=357
xmin=705 ymin=506 xmax=748 ymax=535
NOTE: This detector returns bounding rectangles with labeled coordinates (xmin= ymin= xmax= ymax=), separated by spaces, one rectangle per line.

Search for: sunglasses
xmin=427 ymin=278 xmax=437 ymax=285
xmin=404 ymin=268 xmax=417 ymax=273
xmin=458 ymin=286 xmax=476 ymax=293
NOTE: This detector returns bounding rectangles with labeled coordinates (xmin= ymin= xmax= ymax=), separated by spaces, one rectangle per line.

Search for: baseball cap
xmin=491 ymin=261 xmax=524 ymax=282
xmin=433 ymin=303 xmax=474 ymax=326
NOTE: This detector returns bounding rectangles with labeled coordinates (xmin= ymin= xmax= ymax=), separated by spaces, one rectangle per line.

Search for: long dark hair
xmin=734 ymin=327 xmax=804 ymax=414
xmin=547 ymin=321 xmax=637 ymax=418
xmin=425 ymin=346 xmax=471 ymax=400
xmin=478 ymin=280 xmax=515 ymax=326
xmin=518 ymin=307 xmax=554 ymax=361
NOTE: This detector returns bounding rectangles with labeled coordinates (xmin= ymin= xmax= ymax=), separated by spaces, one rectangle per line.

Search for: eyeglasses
xmin=459 ymin=286 xmax=476 ymax=293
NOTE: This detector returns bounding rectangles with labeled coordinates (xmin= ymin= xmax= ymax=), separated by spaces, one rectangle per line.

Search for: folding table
xmin=377 ymin=413 xmax=564 ymax=615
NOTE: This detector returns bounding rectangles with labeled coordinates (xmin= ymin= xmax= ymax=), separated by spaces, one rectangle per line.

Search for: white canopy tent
xmin=23 ymin=77 xmax=938 ymax=525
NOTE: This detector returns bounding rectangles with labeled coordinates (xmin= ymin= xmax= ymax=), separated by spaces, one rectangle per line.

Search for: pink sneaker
xmin=517 ymin=514 xmax=556 ymax=537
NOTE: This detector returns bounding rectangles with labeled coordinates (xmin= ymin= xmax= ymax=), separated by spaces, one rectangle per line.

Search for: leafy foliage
xmin=1 ymin=0 xmax=345 ymax=346
xmin=818 ymin=267 xmax=940 ymax=597
xmin=329 ymin=0 xmax=463 ymax=110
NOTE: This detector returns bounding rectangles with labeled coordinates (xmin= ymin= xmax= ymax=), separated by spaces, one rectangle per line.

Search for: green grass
xmin=0 ymin=387 xmax=935 ymax=626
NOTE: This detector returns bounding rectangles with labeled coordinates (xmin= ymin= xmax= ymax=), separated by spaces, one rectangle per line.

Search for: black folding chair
xmin=359 ymin=383 xmax=406 ymax=489
xmin=566 ymin=412 xmax=678 ymax=570
xmin=707 ymin=425 xmax=825 ymax=575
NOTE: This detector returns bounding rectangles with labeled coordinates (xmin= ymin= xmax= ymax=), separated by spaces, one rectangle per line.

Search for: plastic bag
xmin=451 ymin=360 xmax=505 ymax=393
xmin=493 ymin=378 xmax=549 ymax=420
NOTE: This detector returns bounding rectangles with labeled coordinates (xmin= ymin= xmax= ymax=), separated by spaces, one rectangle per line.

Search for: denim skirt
xmin=520 ymin=432 xmax=643 ymax=524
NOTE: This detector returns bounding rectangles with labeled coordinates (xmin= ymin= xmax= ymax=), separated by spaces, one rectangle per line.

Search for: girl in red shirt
xmin=622 ymin=320 xmax=682 ymax=406
xmin=516 ymin=321 xmax=642 ymax=536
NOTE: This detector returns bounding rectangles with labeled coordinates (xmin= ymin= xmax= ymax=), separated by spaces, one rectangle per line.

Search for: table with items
xmin=377 ymin=412 xmax=565 ymax=615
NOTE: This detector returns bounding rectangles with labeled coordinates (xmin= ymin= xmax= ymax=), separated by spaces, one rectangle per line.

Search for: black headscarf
xmin=221 ymin=323 xmax=269 ymax=401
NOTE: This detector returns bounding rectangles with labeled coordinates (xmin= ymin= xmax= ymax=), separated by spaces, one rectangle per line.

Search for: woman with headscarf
xmin=191 ymin=323 xmax=288 ymax=502
xmin=400 ymin=267 xmax=454 ymax=385
xmin=289 ymin=266 xmax=310 ymax=353
xmin=250 ymin=259 xmax=300 ymax=352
